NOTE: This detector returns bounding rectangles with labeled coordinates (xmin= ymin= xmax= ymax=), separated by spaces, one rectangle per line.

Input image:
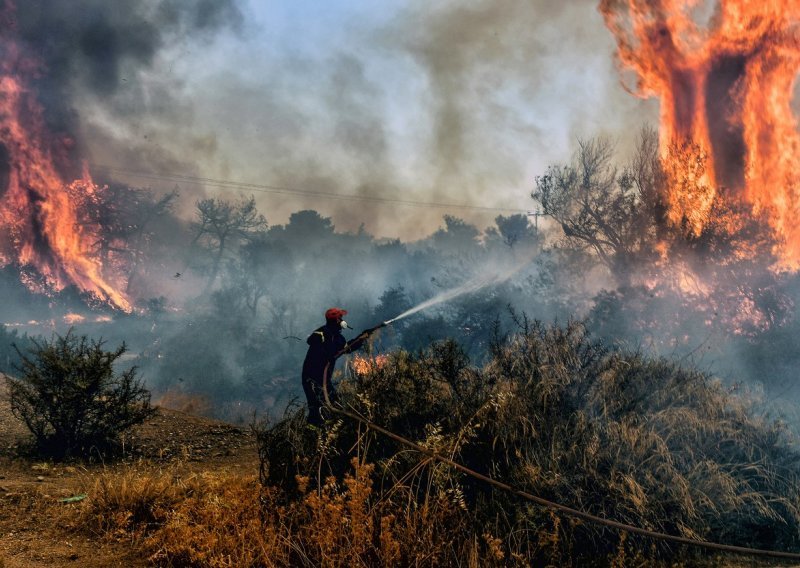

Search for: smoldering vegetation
xmin=79 ymin=322 xmax=800 ymax=565
xmin=6 ymin=129 xmax=800 ymax=563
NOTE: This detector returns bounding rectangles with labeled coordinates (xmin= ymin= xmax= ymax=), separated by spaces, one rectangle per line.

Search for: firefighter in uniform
xmin=302 ymin=307 xmax=367 ymax=426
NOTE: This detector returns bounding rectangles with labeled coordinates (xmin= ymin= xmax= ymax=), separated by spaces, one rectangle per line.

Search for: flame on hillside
xmin=601 ymin=0 xmax=800 ymax=266
xmin=0 ymin=2 xmax=130 ymax=311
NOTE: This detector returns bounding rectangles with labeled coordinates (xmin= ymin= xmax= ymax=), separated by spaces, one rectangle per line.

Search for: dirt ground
xmin=0 ymin=382 xmax=258 ymax=567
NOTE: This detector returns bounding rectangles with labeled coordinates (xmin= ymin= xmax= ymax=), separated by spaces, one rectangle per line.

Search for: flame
xmin=351 ymin=354 xmax=389 ymax=376
xmin=600 ymin=0 xmax=800 ymax=265
xmin=63 ymin=313 xmax=86 ymax=325
xmin=0 ymin=2 xmax=130 ymax=311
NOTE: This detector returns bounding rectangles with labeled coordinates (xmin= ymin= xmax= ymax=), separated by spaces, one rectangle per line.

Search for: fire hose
xmin=318 ymin=327 xmax=800 ymax=561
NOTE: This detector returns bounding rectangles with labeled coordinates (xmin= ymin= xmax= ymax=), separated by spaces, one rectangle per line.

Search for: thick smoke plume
xmin=10 ymin=0 xmax=242 ymax=173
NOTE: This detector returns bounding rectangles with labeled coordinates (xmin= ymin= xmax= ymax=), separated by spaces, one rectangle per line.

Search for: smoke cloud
xmin=10 ymin=0 xmax=242 ymax=179
xmin=19 ymin=0 xmax=655 ymax=240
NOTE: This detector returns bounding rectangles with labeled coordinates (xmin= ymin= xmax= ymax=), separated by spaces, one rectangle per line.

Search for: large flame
xmin=0 ymin=4 xmax=130 ymax=311
xmin=600 ymin=0 xmax=800 ymax=265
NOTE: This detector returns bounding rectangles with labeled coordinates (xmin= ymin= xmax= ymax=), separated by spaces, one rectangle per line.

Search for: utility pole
xmin=527 ymin=208 xmax=544 ymax=232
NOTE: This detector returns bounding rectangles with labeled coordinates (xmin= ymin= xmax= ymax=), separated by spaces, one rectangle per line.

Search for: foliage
xmin=191 ymin=195 xmax=267 ymax=293
xmin=6 ymin=329 xmax=154 ymax=458
xmin=533 ymin=129 xmax=666 ymax=283
xmin=256 ymin=322 xmax=800 ymax=565
xmin=135 ymin=204 xmax=550 ymax=417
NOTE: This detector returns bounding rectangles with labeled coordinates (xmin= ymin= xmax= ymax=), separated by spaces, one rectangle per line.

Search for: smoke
xmin=2 ymin=1 xmax=799 ymax=433
xmin=376 ymin=0 xmax=656 ymax=224
xmin=20 ymin=0 xmax=655 ymax=240
xmin=10 ymin=0 xmax=242 ymax=176
xmin=386 ymin=247 xmax=539 ymax=324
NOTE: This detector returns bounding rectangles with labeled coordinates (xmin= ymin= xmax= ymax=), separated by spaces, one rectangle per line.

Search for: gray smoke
xmin=5 ymin=1 xmax=661 ymax=240
xmin=11 ymin=0 xmax=242 ymax=174
xmin=24 ymin=0 xmax=654 ymax=240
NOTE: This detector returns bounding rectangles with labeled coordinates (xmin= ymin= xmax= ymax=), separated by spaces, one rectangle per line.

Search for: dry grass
xmin=72 ymin=458 xmax=495 ymax=567
xmin=154 ymin=389 xmax=213 ymax=418
xmin=64 ymin=321 xmax=800 ymax=566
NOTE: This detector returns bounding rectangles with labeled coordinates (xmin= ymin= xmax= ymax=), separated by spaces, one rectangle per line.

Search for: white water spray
xmin=384 ymin=251 xmax=537 ymax=325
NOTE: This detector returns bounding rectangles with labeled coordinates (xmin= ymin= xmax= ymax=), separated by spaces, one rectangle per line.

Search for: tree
xmin=0 ymin=327 xmax=35 ymax=374
xmin=233 ymin=236 xmax=293 ymax=318
xmin=268 ymin=209 xmax=336 ymax=252
xmin=431 ymin=215 xmax=481 ymax=256
xmin=69 ymin=183 xmax=178 ymax=289
xmin=532 ymin=129 xmax=666 ymax=284
xmin=372 ymin=285 xmax=412 ymax=326
xmin=191 ymin=196 xmax=267 ymax=293
xmin=537 ymin=128 xmax=789 ymax=349
xmin=6 ymin=330 xmax=154 ymax=458
xmin=494 ymin=213 xmax=539 ymax=249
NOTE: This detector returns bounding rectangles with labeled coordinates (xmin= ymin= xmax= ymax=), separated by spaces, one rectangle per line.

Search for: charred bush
xmin=6 ymin=329 xmax=154 ymax=459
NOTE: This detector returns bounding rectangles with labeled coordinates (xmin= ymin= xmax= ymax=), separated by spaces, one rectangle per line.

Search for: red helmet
xmin=325 ymin=307 xmax=348 ymax=322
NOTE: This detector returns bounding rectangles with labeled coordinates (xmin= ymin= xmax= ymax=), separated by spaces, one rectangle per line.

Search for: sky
xmin=71 ymin=0 xmax=659 ymax=239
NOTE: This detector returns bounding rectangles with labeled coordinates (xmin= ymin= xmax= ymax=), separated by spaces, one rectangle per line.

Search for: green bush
xmin=6 ymin=329 xmax=155 ymax=459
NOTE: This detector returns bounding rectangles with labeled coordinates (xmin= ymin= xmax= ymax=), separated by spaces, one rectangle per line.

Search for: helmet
xmin=325 ymin=307 xmax=348 ymax=322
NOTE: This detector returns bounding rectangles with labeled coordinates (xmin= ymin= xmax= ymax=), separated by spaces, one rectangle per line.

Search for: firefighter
xmin=302 ymin=307 xmax=368 ymax=426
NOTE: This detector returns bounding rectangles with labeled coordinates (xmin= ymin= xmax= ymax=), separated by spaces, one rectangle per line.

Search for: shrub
xmin=6 ymin=329 xmax=155 ymax=459
xmin=257 ymin=321 xmax=800 ymax=564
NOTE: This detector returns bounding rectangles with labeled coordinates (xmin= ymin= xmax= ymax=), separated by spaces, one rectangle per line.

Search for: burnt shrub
xmin=6 ymin=329 xmax=154 ymax=459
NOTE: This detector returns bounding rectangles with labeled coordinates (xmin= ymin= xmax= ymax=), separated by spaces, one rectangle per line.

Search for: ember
xmin=63 ymin=313 xmax=85 ymax=325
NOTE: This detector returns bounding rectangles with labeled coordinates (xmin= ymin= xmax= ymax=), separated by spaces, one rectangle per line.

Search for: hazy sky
xmin=75 ymin=0 xmax=658 ymax=239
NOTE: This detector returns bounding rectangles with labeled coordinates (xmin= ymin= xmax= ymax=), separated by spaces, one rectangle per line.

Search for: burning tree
xmin=600 ymin=0 xmax=800 ymax=266
xmin=534 ymin=125 xmax=791 ymax=351
xmin=0 ymin=4 xmax=134 ymax=311
xmin=533 ymin=129 xmax=666 ymax=286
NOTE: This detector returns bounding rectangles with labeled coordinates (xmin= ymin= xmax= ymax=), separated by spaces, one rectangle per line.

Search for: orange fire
xmin=351 ymin=354 xmax=389 ymax=376
xmin=600 ymin=0 xmax=800 ymax=265
xmin=0 ymin=3 xmax=130 ymax=311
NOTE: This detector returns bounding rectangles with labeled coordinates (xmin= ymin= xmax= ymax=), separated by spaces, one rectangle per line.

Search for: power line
xmin=90 ymin=164 xmax=530 ymax=214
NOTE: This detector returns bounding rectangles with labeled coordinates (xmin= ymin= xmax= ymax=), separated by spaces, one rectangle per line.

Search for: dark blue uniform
xmin=302 ymin=323 xmax=365 ymax=425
